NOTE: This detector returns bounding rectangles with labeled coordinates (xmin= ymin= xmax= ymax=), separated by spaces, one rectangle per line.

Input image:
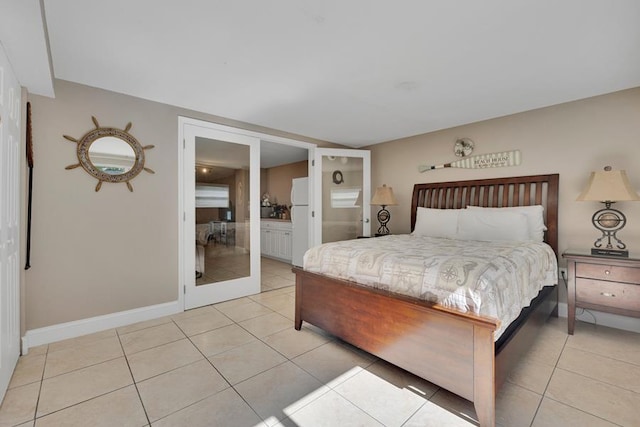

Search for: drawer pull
xmin=600 ymin=292 xmax=616 ymax=298
xmin=604 ymin=270 xmax=611 ymax=275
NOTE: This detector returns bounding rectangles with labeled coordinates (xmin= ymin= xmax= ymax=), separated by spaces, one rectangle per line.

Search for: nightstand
xmin=562 ymin=249 xmax=640 ymax=334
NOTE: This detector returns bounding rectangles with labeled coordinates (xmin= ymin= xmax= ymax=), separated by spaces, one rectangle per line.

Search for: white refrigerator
xmin=290 ymin=177 xmax=309 ymax=267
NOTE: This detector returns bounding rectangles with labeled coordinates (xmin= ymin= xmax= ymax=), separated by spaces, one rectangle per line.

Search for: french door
xmin=180 ymin=118 xmax=260 ymax=309
xmin=0 ymin=45 xmax=22 ymax=401
xmin=313 ymin=148 xmax=371 ymax=245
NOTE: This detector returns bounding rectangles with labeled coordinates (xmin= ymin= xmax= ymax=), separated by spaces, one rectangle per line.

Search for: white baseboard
xmin=557 ymin=302 xmax=640 ymax=334
xmin=21 ymin=300 xmax=182 ymax=354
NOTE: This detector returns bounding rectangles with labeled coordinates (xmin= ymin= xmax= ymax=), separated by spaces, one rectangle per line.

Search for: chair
xmin=195 ymin=244 xmax=205 ymax=278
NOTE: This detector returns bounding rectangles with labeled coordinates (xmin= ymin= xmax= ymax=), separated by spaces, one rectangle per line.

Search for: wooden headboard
xmin=410 ymin=174 xmax=559 ymax=256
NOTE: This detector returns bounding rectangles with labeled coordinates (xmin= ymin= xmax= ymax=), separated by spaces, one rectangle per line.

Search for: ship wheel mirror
xmin=64 ymin=116 xmax=155 ymax=192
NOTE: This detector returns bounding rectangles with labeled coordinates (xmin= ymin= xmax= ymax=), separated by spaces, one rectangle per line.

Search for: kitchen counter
xmin=261 ymin=219 xmax=292 ymax=262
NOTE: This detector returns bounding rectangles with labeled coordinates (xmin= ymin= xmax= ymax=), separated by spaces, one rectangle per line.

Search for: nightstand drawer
xmin=564 ymin=250 xmax=640 ymax=334
xmin=576 ymin=263 xmax=640 ymax=284
xmin=576 ymin=278 xmax=640 ymax=311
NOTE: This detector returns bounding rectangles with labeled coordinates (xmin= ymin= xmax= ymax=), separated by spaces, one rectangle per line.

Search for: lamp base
xmin=591 ymin=248 xmax=629 ymax=257
xmin=376 ymin=206 xmax=391 ymax=235
xmin=591 ymin=204 xmax=629 ymax=256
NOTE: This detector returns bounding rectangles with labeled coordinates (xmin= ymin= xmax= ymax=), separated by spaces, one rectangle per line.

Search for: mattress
xmin=303 ymin=234 xmax=558 ymax=339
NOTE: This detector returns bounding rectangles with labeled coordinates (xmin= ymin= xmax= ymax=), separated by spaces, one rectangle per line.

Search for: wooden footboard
xmin=294 ymin=268 xmax=502 ymax=426
xmin=294 ymin=268 xmax=558 ymax=427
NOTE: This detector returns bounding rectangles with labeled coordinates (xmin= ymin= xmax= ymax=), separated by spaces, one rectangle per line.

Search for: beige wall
xmin=264 ymin=161 xmax=308 ymax=207
xmin=26 ymin=79 xmax=331 ymax=330
xmin=367 ymin=87 xmax=640 ymax=267
xmin=26 ymin=79 xmax=640 ymax=330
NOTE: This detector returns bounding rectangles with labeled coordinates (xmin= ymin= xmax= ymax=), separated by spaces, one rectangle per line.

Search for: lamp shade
xmin=576 ymin=168 xmax=640 ymax=202
xmin=371 ymin=184 xmax=398 ymax=206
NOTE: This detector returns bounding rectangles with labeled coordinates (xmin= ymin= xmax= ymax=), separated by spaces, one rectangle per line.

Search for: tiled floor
xmin=2 ymin=262 xmax=640 ymax=426
xmin=196 ymin=244 xmax=251 ymax=286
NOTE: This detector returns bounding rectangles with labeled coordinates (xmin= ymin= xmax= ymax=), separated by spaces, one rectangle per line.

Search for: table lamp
xmin=371 ymin=184 xmax=398 ymax=236
xmin=576 ymin=166 xmax=640 ymax=257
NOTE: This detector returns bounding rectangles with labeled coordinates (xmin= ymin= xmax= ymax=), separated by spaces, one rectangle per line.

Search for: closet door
xmin=313 ymin=148 xmax=371 ymax=245
xmin=0 ymin=44 xmax=22 ymax=402
xmin=180 ymin=118 xmax=261 ymax=309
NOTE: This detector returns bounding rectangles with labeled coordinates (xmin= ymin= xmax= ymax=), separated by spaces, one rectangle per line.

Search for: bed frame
xmin=293 ymin=174 xmax=559 ymax=427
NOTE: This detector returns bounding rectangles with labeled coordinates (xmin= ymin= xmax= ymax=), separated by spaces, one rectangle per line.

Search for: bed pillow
xmin=412 ymin=207 xmax=461 ymax=239
xmin=467 ymin=205 xmax=546 ymax=242
xmin=457 ymin=209 xmax=530 ymax=242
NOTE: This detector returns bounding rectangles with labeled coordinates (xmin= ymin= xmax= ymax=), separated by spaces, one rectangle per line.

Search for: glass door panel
xmin=195 ymin=140 xmax=249 ymax=285
xmin=313 ymin=149 xmax=371 ymax=245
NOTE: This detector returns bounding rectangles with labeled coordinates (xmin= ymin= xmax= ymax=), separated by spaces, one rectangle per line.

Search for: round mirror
xmin=64 ymin=117 xmax=154 ymax=192
xmin=88 ymin=136 xmax=136 ymax=175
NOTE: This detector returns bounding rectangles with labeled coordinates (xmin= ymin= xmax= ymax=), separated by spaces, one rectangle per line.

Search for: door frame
xmin=181 ymin=121 xmax=261 ymax=309
xmin=177 ymin=117 xmax=316 ymax=310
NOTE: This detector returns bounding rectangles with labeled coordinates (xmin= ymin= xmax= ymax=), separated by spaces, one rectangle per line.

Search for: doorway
xmin=180 ymin=119 xmax=260 ymax=309
xmin=179 ymin=118 xmax=315 ymax=310
xmin=179 ymin=118 xmax=372 ymax=310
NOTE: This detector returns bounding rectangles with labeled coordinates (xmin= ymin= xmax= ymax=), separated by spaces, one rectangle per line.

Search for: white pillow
xmin=457 ymin=209 xmax=530 ymax=242
xmin=467 ymin=205 xmax=546 ymax=242
xmin=412 ymin=207 xmax=461 ymax=239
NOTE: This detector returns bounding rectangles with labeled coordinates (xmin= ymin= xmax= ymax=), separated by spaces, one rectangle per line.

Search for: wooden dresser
xmin=563 ymin=249 xmax=640 ymax=334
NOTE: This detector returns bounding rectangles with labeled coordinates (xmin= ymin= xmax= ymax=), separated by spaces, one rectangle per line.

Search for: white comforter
xmin=303 ymin=234 xmax=557 ymax=339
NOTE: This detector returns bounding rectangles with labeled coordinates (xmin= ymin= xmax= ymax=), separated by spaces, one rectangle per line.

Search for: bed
xmin=293 ymin=173 xmax=559 ymax=427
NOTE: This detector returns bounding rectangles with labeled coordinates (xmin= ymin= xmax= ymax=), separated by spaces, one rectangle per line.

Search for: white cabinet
xmin=279 ymin=230 xmax=292 ymax=260
xmin=261 ymin=220 xmax=292 ymax=262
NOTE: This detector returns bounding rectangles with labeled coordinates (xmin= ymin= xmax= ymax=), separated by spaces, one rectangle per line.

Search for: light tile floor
xmin=196 ymin=245 xmax=251 ymax=286
xmin=2 ymin=260 xmax=639 ymax=426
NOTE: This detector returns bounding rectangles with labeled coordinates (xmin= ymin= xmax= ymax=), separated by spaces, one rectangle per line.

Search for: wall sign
xmin=418 ymin=150 xmax=521 ymax=173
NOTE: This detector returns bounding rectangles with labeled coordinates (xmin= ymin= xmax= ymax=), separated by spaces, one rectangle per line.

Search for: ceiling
xmin=5 ymin=1 xmax=640 ymax=148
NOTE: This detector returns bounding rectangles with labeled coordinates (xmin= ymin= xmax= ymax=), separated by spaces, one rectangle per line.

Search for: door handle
xmin=364 ymin=218 xmax=370 ymax=223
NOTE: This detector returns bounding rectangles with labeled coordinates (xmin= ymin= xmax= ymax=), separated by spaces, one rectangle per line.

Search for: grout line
xmin=115 ymin=328 xmax=152 ymax=426
xmin=33 ymin=338 xmax=126 ymax=382
xmin=552 ymin=364 xmax=640 ymax=396
xmin=540 ymin=394 xmax=627 ymax=427
xmin=178 ymin=305 xmax=290 ymax=424
xmin=525 ymin=319 xmax=569 ymax=426
xmin=139 ymin=324 xmax=238 ymax=424
xmin=27 ymin=344 xmax=49 ymax=424
xmin=565 ymin=332 xmax=640 ymax=369
xmin=31 ymin=384 xmax=135 ymax=423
